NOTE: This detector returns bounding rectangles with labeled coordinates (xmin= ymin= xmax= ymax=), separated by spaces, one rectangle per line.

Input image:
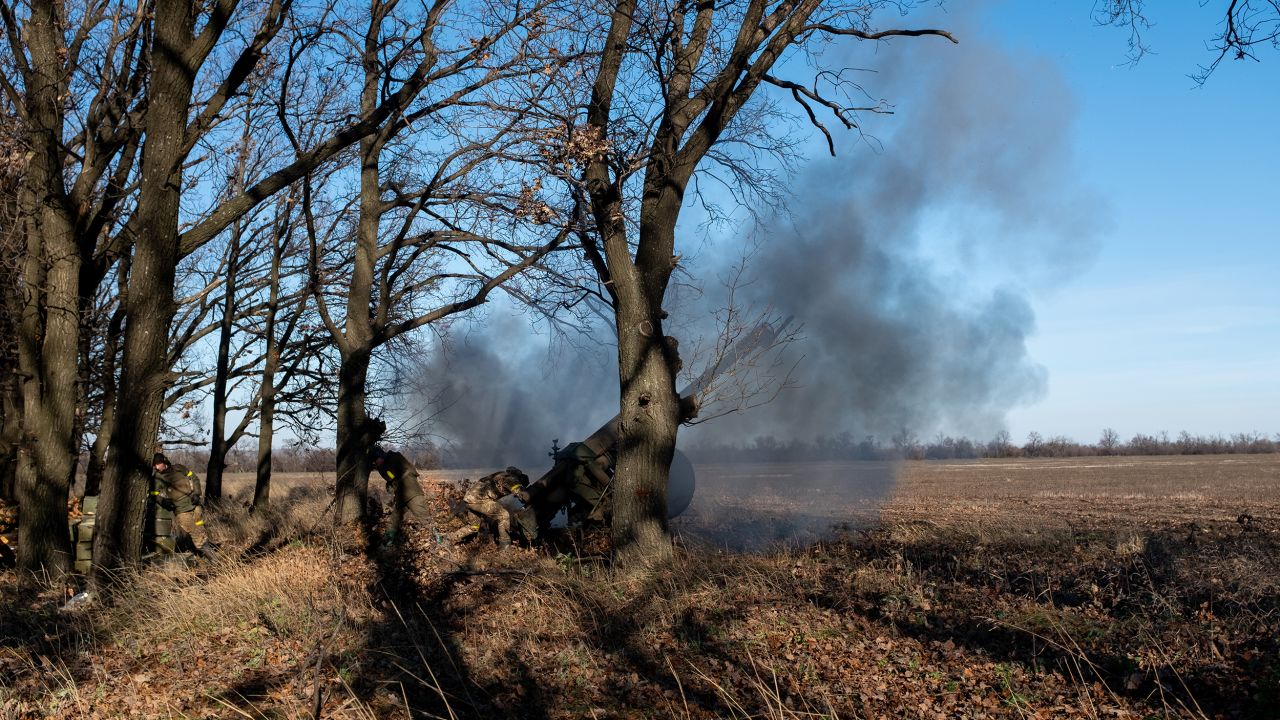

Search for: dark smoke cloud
xmin=415 ymin=19 xmax=1106 ymax=468
xmin=415 ymin=311 xmax=618 ymax=469
xmin=682 ymin=29 xmax=1106 ymax=447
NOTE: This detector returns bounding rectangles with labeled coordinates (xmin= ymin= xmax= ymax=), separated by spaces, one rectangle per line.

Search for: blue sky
xmin=976 ymin=3 xmax=1279 ymax=442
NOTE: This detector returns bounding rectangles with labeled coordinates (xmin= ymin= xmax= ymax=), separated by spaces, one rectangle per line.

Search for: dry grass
xmin=3 ymin=455 xmax=1279 ymax=718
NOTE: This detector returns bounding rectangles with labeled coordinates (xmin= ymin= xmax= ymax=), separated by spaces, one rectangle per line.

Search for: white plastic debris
xmin=61 ymin=590 xmax=93 ymax=612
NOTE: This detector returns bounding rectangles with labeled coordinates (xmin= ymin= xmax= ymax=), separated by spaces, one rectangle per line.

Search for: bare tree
xmin=251 ymin=192 xmax=320 ymax=511
xmin=1099 ymin=427 xmax=1120 ymax=456
xmin=201 ymin=90 xmax=299 ymax=504
xmin=565 ymin=0 xmax=953 ymax=560
xmin=290 ymin=0 xmax=578 ymax=524
xmin=1 ymin=0 xmax=154 ymax=575
xmin=94 ymin=0 xmax=544 ymax=572
xmin=1024 ymin=431 xmax=1045 ymax=457
xmin=81 ymin=256 xmax=129 ymax=498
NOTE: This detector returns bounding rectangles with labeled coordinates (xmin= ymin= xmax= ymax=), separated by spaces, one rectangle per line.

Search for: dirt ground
xmin=2 ymin=454 xmax=1277 ymax=719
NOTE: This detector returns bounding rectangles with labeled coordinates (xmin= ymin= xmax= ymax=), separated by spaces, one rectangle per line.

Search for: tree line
xmin=1 ymin=0 xmax=1270 ymax=581
xmin=0 ymin=0 xmax=964 ymax=580
xmin=153 ymin=427 xmax=1280 ymax=471
xmin=687 ymin=429 xmax=1280 ymax=463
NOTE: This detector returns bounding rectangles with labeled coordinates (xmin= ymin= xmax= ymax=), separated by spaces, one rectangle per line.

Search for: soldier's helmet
xmin=505 ymin=466 xmax=530 ymax=488
xmin=152 ymin=453 xmax=171 ymax=468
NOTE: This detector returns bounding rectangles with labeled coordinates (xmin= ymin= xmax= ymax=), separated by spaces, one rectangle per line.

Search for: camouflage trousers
xmin=174 ymin=507 xmax=209 ymax=549
xmin=389 ymin=494 xmax=433 ymax=540
xmin=447 ymin=498 xmax=515 ymax=547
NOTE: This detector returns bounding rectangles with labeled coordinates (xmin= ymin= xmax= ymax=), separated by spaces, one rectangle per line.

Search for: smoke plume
xmin=414 ymin=23 xmax=1107 ymax=480
xmin=682 ymin=33 xmax=1106 ymax=449
xmin=416 ymin=312 xmax=618 ymax=469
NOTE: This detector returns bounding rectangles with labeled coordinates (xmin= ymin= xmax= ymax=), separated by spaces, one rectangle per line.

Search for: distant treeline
xmin=148 ymin=430 xmax=1278 ymax=474
xmin=153 ymin=440 xmax=552 ymax=476
xmin=683 ymin=429 xmax=1280 ymax=464
xmin=143 ymin=442 xmax=446 ymax=477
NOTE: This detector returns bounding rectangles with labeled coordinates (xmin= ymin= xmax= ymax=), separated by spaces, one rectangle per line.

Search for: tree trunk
xmin=206 ymin=230 xmax=242 ymax=503
xmin=329 ymin=80 xmax=383 ymax=525
xmin=69 ymin=289 xmax=98 ymax=499
xmin=253 ymin=374 xmax=275 ymax=511
xmin=14 ymin=203 xmax=79 ymax=577
xmin=94 ymin=0 xmax=198 ymax=577
xmin=0 ymin=384 xmax=18 ymax=500
xmin=0 ymin=241 xmax=19 ymax=502
xmin=253 ymin=231 xmax=285 ymax=511
xmin=590 ymin=153 xmax=686 ymax=562
xmin=0 ymin=134 xmax=18 ymax=503
xmin=333 ymin=348 xmax=372 ymax=524
xmin=609 ymin=296 xmax=679 ymax=563
xmin=13 ymin=0 xmax=81 ymax=577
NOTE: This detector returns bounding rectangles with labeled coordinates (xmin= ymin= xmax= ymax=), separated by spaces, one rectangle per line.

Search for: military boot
xmin=199 ymin=541 xmax=219 ymax=562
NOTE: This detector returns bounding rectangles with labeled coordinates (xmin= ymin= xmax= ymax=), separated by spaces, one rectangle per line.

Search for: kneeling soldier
xmin=151 ymin=453 xmax=215 ymax=559
xmin=449 ymin=466 xmax=530 ymax=548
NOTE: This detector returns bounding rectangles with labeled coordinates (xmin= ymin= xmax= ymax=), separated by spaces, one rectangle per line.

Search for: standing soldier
xmin=151 ymin=453 xmax=216 ymax=559
xmin=371 ymin=446 xmax=431 ymax=543
xmin=448 ymin=466 xmax=530 ymax=548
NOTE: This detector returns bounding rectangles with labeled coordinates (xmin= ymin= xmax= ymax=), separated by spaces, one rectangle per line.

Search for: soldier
xmin=371 ymin=446 xmax=431 ymax=543
xmin=512 ymin=441 xmax=613 ymax=541
xmin=448 ymin=466 xmax=530 ymax=548
xmin=151 ymin=453 xmax=215 ymax=558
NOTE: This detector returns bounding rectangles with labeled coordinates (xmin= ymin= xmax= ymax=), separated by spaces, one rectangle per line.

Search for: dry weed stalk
xmin=682 ymin=651 xmax=842 ymax=720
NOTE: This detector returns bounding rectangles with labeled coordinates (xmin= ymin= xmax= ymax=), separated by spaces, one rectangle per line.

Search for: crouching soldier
xmin=512 ymin=441 xmax=612 ymax=542
xmin=371 ymin=446 xmax=431 ymax=543
xmin=448 ymin=467 xmax=530 ymax=548
xmin=151 ymin=453 xmax=216 ymax=559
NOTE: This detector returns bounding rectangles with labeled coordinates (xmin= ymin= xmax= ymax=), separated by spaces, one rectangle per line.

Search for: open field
xmin=677 ymin=454 xmax=1280 ymax=549
xmin=892 ymin=455 xmax=1280 ymax=527
xmin=157 ymin=453 xmax=1280 ymax=541
xmin=3 ymin=454 xmax=1278 ymax=718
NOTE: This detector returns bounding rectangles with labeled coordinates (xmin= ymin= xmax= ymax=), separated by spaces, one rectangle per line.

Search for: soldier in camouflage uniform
xmin=151 ymin=453 xmax=214 ymax=557
xmin=448 ymin=466 xmax=530 ymax=548
xmin=512 ymin=442 xmax=613 ymax=541
xmin=371 ymin=446 xmax=431 ymax=542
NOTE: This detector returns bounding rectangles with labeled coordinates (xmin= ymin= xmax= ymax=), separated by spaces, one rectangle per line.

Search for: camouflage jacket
xmin=154 ymin=464 xmax=202 ymax=514
xmin=464 ymin=467 xmax=529 ymax=505
xmin=377 ymin=452 xmax=423 ymax=507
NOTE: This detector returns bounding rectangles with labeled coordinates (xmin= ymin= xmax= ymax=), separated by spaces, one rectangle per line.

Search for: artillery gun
xmin=507 ymin=318 xmax=791 ymax=540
